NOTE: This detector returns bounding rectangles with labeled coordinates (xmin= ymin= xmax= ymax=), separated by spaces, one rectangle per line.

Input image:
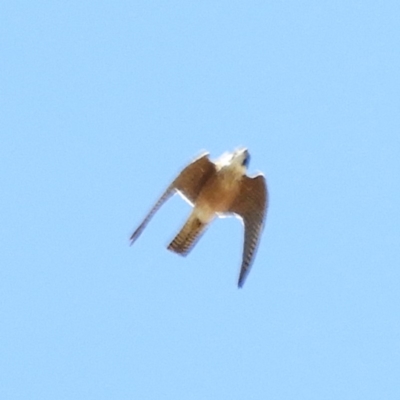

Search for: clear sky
xmin=1 ymin=1 xmax=400 ymax=399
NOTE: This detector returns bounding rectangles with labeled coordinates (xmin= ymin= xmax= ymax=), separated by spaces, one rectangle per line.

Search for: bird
xmin=130 ymin=148 xmax=268 ymax=287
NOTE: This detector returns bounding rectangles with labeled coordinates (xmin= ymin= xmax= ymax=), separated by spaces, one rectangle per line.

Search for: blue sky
xmin=1 ymin=1 xmax=400 ymax=399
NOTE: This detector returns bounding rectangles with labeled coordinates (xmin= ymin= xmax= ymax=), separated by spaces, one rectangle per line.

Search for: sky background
xmin=1 ymin=1 xmax=400 ymax=399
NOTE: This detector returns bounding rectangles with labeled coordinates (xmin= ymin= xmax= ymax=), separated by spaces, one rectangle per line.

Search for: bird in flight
xmin=130 ymin=148 xmax=268 ymax=287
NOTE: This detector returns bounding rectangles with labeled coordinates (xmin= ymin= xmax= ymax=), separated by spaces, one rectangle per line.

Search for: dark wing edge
xmin=129 ymin=186 xmax=174 ymax=245
xmin=129 ymin=153 xmax=215 ymax=245
xmin=230 ymin=175 xmax=268 ymax=288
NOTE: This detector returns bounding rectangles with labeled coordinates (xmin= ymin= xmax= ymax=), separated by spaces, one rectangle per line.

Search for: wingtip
xmin=129 ymin=232 xmax=139 ymax=246
xmin=238 ymin=269 xmax=249 ymax=288
xmin=129 ymin=225 xmax=144 ymax=246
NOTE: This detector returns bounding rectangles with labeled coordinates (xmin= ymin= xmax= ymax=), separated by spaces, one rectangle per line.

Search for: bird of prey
xmin=130 ymin=148 xmax=268 ymax=287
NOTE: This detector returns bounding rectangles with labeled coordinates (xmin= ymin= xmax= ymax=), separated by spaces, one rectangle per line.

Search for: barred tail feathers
xmin=167 ymin=214 xmax=207 ymax=256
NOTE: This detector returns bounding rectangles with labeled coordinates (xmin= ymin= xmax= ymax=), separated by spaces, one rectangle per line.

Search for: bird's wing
xmin=130 ymin=153 xmax=215 ymax=244
xmin=172 ymin=153 xmax=216 ymax=205
xmin=229 ymin=174 xmax=268 ymax=287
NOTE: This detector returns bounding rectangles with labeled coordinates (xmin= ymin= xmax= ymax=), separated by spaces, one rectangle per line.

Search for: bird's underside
xmin=130 ymin=149 xmax=268 ymax=288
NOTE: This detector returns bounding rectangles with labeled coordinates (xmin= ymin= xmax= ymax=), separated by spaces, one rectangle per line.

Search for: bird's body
xmin=130 ymin=148 xmax=268 ymax=287
xmin=194 ymin=165 xmax=243 ymax=219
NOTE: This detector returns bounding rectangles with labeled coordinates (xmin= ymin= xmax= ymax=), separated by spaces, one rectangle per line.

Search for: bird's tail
xmin=167 ymin=213 xmax=208 ymax=256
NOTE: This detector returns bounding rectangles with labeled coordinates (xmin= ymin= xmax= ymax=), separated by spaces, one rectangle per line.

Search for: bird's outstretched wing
xmin=229 ymin=175 xmax=268 ymax=287
xmin=130 ymin=153 xmax=216 ymax=244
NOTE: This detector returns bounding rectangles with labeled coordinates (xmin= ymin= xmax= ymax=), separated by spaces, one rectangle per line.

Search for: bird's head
xmin=215 ymin=147 xmax=250 ymax=172
xmin=231 ymin=147 xmax=250 ymax=168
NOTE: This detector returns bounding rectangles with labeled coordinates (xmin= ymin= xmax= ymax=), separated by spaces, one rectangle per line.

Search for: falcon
xmin=130 ymin=148 xmax=268 ymax=287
